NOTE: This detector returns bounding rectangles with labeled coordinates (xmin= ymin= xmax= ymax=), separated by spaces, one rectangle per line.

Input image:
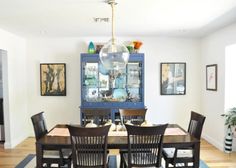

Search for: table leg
xmin=194 ymin=141 xmax=200 ymax=168
xmin=36 ymin=142 xmax=43 ymax=168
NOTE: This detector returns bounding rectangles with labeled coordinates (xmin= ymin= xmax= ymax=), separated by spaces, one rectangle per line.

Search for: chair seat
xmin=43 ymin=149 xmax=71 ymax=159
xmin=43 ymin=150 xmax=60 ymax=158
xmin=163 ymin=148 xmax=193 ymax=158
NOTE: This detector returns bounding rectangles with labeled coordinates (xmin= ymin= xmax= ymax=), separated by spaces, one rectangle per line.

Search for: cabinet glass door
xmin=83 ymin=62 xmax=99 ymax=102
xmin=126 ymin=62 xmax=142 ymax=102
xmin=82 ymin=61 xmax=142 ymax=103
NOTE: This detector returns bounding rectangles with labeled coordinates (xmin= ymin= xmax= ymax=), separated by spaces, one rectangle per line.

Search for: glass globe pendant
xmin=100 ymin=39 xmax=129 ymax=70
xmin=99 ymin=0 xmax=129 ymax=70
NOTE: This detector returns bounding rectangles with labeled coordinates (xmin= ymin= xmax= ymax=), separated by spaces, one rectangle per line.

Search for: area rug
xmin=15 ymin=154 xmax=118 ymax=168
xmin=16 ymin=154 xmax=209 ymax=168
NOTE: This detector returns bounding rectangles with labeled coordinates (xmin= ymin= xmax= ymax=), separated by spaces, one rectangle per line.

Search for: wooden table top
xmin=37 ymin=124 xmax=199 ymax=149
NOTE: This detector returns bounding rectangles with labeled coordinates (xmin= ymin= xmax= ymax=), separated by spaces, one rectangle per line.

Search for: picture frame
xmin=206 ymin=64 xmax=217 ymax=91
xmin=40 ymin=63 xmax=66 ymax=96
xmin=160 ymin=62 xmax=186 ymax=95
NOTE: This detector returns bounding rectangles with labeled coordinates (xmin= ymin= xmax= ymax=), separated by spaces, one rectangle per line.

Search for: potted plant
xmin=221 ymin=107 xmax=236 ymax=153
xmin=221 ymin=107 xmax=236 ymax=129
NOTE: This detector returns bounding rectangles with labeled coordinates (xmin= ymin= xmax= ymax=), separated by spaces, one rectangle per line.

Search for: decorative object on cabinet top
xmin=133 ymin=41 xmax=143 ymax=53
xmin=88 ymin=41 xmax=95 ymax=54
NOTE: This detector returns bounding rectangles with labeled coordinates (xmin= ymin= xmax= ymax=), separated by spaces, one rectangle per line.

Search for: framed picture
xmin=160 ymin=62 xmax=186 ymax=95
xmin=40 ymin=63 xmax=66 ymax=96
xmin=206 ymin=64 xmax=217 ymax=91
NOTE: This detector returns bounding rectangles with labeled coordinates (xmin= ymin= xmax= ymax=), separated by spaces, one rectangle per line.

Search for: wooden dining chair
xmin=121 ymin=124 xmax=168 ymax=168
xmin=67 ymin=124 xmax=111 ymax=168
xmin=119 ymin=108 xmax=147 ymax=126
xmin=82 ymin=108 xmax=111 ymax=126
xmin=162 ymin=111 xmax=206 ymax=168
xmin=118 ymin=108 xmax=147 ymax=166
xmin=31 ymin=112 xmax=71 ymax=168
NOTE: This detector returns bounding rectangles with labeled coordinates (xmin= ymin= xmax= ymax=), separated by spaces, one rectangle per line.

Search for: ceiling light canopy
xmin=99 ymin=0 xmax=129 ymax=70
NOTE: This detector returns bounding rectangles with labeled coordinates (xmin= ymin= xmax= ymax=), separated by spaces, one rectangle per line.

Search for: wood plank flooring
xmin=0 ymin=138 xmax=236 ymax=168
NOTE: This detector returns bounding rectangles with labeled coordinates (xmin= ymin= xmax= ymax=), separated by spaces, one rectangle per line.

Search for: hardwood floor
xmin=0 ymin=138 xmax=35 ymax=168
xmin=200 ymin=139 xmax=236 ymax=168
xmin=0 ymin=138 xmax=236 ymax=168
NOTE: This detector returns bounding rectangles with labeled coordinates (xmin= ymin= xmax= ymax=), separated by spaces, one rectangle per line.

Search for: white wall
xmin=0 ymin=29 xmax=27 ymax=148
xmin=26 ymin=38 xmax=85 ymax=134
xmin=142 ymin=37 xmax=201 ymax=128
xmin=201 ymin=22 xmax=236 ymax=151
xmin=26 ymin=36 xmax=201 ymax=135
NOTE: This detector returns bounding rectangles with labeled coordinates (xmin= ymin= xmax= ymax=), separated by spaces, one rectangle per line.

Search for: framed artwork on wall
xmin=40 ymin=63 xmax=66 ymax=96
xmin=160 ymin=62 xmax=186 ymax=95
xmin=206 ymin=64 xmax=217 ymax=91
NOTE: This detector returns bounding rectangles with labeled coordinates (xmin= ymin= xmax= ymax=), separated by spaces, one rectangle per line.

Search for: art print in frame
xmin=40 ymin=63 xmax=66 ymax=96
xmin=206 ymin=64 xmax=217 ymax=91
xmin=160 ymin=62 xmax=186 ymax=95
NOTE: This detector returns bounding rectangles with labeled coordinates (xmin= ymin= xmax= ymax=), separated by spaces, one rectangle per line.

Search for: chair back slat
xmin=119 ymin=108 xmax=147 ymax=125
xmin=68 ymin=125 xmax=110 ymax=168
xmin=125 ymin=124 xmax=168 ymax=167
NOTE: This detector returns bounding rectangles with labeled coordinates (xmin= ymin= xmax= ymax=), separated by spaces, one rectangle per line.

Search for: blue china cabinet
xmin=80 ymin=53 xmax=145 ymax=123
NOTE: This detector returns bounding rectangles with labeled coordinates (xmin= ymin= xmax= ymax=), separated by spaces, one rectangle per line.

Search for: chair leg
xmin=165 ymin=161 xmax=169 ymax=168
xmin=120 ymin=152 xmax=124 ymax=168
xmin=67 ymin=162 xmax=71 ymax=168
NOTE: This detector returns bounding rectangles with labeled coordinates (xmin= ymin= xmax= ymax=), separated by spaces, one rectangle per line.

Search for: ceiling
xmin=0 ymin=0 xmax=236 ymax=38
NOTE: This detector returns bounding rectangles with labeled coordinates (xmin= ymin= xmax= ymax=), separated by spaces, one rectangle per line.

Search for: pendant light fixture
xmin=99 ymin=0 xmax=129 ymax=70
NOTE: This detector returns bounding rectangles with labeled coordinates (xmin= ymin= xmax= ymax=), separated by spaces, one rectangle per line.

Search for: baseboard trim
xmin=202 ymin=133 xmax=224 ymax=151
xmin=4 ymin=134 xmax=28 ymax=149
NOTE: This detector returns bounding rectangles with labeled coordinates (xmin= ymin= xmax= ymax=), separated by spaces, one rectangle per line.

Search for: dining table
xmin=36 ymin=124 xmax=200 ymax=168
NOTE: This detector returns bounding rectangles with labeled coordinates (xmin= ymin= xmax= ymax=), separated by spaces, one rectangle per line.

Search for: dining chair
xmin=162 ymin=111 xmax=206 ymax=168
xmin=31 ymin=112 xmax=71 ymax=168
xmin=82 ymin=108 xmax=111 ymax=126
xmin=67 ymin=124 xmax=111 ymax=168
xmin=118 ymin=108 xmax=147 ymax=167
xmin=119 ymin=108 xmax=147 ymax=126
xmin=121 ymin=124 xmax=168 ymax=168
